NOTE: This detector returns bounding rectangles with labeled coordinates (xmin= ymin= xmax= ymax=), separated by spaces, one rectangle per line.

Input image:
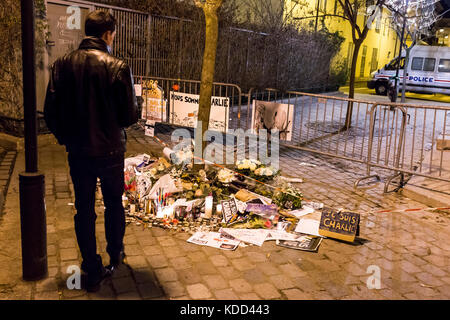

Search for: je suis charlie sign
xmin=319 ymin=207 xmax=360 ymax=242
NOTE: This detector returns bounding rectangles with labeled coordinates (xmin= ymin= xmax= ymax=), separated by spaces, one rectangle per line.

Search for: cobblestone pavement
xmin=0 ymin=128 xmax=449 ymax=300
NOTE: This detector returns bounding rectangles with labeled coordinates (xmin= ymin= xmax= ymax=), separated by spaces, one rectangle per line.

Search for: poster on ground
xmin=251 ymin=100 xmax=294 ymax=141
xmin=169 ymin=91 xmax=230 ymax=132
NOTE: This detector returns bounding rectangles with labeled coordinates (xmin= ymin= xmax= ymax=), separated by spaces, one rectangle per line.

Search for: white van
xmin=367 ymin=45 xmax=450 ymax=95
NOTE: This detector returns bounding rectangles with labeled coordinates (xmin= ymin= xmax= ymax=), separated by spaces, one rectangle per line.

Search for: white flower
xmin=217 ymin=169 xmax=235 ymax=183
xmin=172 ymin=148 xmax=193 ymax=165
xmin=249 ymin=163 xmax=257 ymax=171
xmin=254 ymin=167 xmax=275 ymax=177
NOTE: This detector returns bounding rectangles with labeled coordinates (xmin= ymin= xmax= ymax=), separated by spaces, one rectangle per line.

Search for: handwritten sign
xmin=221 ymin=199 xmax=238 ymax=224
xmin=319 ymin=207 xmax=360 ymax=242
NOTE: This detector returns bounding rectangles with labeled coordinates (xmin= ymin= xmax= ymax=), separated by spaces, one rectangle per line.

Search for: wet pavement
xmin=0 ymin=127 xmax=449 ymax=300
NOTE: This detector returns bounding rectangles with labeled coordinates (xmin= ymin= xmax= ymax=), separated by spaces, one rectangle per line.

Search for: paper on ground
xmin=187 ymin=231 xmax=240 ymax=250
xmin=266 ymin=230 xmax=304 ymax=241
xmin=295 ymin=219 xmax=324 ymax=237
xmin=220 ymin=228 xmax=270 ymax=246
xmin=289 ymin=206 xmax=315 ymax=218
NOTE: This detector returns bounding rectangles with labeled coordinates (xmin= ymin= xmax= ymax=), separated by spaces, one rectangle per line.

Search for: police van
xmin=367 ymin=45 xmax=450 ymax=95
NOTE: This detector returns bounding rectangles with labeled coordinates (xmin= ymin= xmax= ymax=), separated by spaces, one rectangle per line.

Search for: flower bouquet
xmin=235 ymin=159 xmax=278 ymax=182
xmin=274 ymin=186 xmax=303 ymax=210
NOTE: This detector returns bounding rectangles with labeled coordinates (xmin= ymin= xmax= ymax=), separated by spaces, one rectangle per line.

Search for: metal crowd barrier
xmin=132 ymin=77 xmax=450 ymax=193
xmin=243 ymin=88 xmax=450 ymax=193
xmin=134 ymin=76 xmax=242 ymax=132
xmin=357 ymin=102 xmax=450 ymax=192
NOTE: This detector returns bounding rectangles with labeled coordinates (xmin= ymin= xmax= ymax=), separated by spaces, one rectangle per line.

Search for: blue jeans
xmin=68 ymin=152 xmax=125 ymax=274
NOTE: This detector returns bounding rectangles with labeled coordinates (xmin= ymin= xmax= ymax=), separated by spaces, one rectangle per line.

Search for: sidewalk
xmin=0 ymin=127 xmax=449 ymax=300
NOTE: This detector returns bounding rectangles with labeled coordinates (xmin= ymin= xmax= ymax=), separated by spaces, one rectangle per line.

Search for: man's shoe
xmin=106 ymin=251 xmax=126 ymax=274
xmin=86 ymin=267 xmax=113 ymax=293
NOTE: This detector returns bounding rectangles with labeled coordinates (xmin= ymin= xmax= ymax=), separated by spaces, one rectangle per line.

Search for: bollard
xmin=19 ymin=172 xmax=48 ymax=281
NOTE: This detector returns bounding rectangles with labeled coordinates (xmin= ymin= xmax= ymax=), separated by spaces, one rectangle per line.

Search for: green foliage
xmin=330 ymin=58 xmax=350 ymax=87
xmin=0 ymin=0 xmax=48 ymax=119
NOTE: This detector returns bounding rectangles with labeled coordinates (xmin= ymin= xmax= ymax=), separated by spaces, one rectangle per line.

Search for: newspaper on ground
xmin=219 ymin=228 xmax=270 ymax=246
xmin=277 ymin=236 xmax=323 ymax=252
xmin=265 ymin=229 xmax=304 ymax=241
xmin=187 ymin=231 xmax=240 ymax=251
xmin=288 ymin=206 xmax=315 ymax=219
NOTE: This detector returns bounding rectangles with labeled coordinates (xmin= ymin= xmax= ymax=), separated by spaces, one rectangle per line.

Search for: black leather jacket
xmin=44 ymin=37 xmax=138 ymax=157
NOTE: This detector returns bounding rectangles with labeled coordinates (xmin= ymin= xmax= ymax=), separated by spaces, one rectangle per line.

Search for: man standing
xmin=44 ymin=10 xmax=138 ymax=292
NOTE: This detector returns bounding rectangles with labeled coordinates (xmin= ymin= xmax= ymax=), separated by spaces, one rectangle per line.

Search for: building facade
xmin=285 ymin=0 xmax=400 ymax=81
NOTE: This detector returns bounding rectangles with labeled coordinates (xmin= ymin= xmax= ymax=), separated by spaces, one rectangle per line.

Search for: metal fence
xmin=93 ymin=3 xmax=149 ymax=76
xmin=242 ymin=88 xmax=450 ymax=192
xmin=135 ymin=77 xmax=450 ymax=192
xmin=135 ymin=76 xmax=242 ymax=132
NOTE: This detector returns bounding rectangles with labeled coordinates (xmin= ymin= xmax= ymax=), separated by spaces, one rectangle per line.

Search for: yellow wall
xmin=285 ymin=0 xmax=399 ymax=80
xmin=436 ymin=27 xmax=450 ymax=46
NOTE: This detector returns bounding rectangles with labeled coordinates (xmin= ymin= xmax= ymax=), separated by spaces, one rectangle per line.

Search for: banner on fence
xmin=251 ymin=100 xmax=294 ymax=141
xmin=169 ymin=91 xmax=229 ymax=132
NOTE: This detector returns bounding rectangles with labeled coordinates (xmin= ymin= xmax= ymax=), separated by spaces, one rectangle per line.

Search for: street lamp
xmin=19 ymin=0 xmax=48 ymax=281
xmin=393 ymin=0 xmax=409 ymax=103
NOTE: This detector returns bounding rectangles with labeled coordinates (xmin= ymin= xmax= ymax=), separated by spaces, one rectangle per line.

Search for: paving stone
xmin=230 ymin=258 xmax=256 ymax=271
xmin=126 ymin=255 xmax=149 ymax=269
xmin=163 ymin=245 xmax=186 ymax=259
xmin=193 ymin=261 xmax=217 ymax=275
xmin=132 ymin=268 xmax=157 ymax=284
xmin=147 ymin=255 xmax=168 ymax=269
xmin=186 ymin=283 xmax=212 ymax=299
xmin=255 ymin=261 xmax=281 ymax=276
xmin=214 ymin=288 xmax=239 ymax=300
xmin=117 ymin=290 xmax=142 ymax=300
xmin=112 ymin=276 xmax=137 ymax=294
xmin=282 ymin=288 xmax=314 ymax=300
xmin=202 ymin=275 xmax=228 ymax=290
xmin=415 ymin=273 xmax=444 ymax=287
xmin=34 ymin=290 xmax=60 ymax=300
xmin=209 ymin=255 xmax=229 ymax=267
xmin=154 ymin=268 xmax=179 ymax=283
xmin=161 ymin=281 xmax=186 ymax=298
xmin=229 ymin=278 xmax=253 ymax=293
xmin=143 ymin=245 xmax=163 ymax=256
xmin=238 ymin=293 xmax=261 ymax=300
xmin=218 ymin=266 xmax=242 ymax=281
xmin=60 ymin=248 xmax=79 ymax=261
xmin=253 ymin=283 xmax=281 ymax=300
xmin=35 ymin=278 xmax=59 ymax=293
xmin=138 ymin=282 xmax=165 ymax=299
xmin=171 ymin=256 xmax=193 ymax=270
xmin=187 ymin=250 xmax=208 ymax=263
xmin=269 ymin=274 xmax=295 ymax=290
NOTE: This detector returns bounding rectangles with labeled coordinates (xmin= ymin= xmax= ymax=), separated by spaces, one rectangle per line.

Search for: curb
xmin=0 ymin=133 xmax=54 ymax=215
xmin=0 ymin=132 xmax=56 ymax=152
xmin=401 ymin=184 xmax=450 ymax=208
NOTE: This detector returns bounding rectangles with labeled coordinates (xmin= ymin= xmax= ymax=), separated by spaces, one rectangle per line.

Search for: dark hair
xmin=85 ymin=10 xmax=116 ymax=38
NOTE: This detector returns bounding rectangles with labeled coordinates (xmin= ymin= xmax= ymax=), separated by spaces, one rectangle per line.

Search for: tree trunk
xmin=344 ymin=40 xmax=362 ymax=130
xmin=195 ymin=1 xmax=222 ymax=169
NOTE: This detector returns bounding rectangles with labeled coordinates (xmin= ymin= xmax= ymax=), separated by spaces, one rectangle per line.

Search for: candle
xmin=204 ymin=195 xmax=213 ymax=219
